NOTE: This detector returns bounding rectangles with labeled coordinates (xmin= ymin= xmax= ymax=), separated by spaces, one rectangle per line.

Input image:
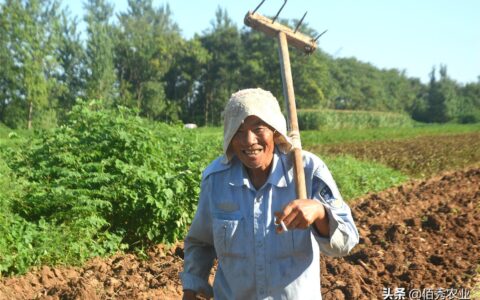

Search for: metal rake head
xmin=246 ymin=0 xmax=326 ymax=54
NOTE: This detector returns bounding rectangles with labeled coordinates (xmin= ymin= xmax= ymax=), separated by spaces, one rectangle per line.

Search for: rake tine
xmin=252 ymin=0 xmax=266 ymax=14
xmin=272 ymin=0 xmax=287 ymax=23
xmin=294 ymin=11 xmax=308 ymax=33
xmin=313 ymin=29 xmax=328 ymax=42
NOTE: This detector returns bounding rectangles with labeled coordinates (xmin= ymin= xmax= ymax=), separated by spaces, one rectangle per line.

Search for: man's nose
xmin=244 ymin=130 xmax=258 ymax=145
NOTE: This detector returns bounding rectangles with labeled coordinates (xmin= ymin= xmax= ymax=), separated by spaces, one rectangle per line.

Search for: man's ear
xmin=273 ymin=130 xmax=280 ymax=138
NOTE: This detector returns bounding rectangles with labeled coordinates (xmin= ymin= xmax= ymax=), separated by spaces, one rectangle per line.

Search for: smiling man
xmin=181 ymin=88 xmax=359 ymax=300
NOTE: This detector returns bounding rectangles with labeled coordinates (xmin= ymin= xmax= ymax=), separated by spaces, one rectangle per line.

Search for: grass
xmin=319 ymin=154 xmax=408 ymax=201
xmin=298 ymin=109 xmax=415 ymax=130
xmin=188 ymin=123 xmax=480 ymax=147
xmin=302 ymin=123 xmax=480 ymax=147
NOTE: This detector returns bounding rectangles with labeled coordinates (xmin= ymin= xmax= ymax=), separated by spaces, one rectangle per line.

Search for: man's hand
xmin=275 ymin=199 xmax=330 ymax=237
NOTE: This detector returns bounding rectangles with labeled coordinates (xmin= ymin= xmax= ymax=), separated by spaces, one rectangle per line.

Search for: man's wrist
xmin=314 ymin=203 xmax=330 ymax=237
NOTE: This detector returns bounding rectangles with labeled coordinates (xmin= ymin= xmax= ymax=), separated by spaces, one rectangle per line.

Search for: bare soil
xmin=311 ymin=132 xmax=480 ymax=177
xmin=1 ymin=167 xmax=479 ymax=300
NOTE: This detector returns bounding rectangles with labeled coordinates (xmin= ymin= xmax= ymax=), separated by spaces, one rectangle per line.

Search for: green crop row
xmin=163 ymin=122 xmax=480 ymax=148
xmin=319 ymin=154 xmax=408 ymax=201
xmin=298 ymin=109 xmax=415 ymax=130
xmin=302 ymin=123 xmax=480 ymax=147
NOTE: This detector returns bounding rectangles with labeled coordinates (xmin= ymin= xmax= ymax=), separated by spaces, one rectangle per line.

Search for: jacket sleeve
xmin=310 ymin=161 xmax=359 ymax=257
xmin=180 ymin=176 xmax=216 ymax=297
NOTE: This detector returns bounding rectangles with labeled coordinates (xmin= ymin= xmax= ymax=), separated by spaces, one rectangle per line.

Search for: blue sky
xmin=66 ymin=0 xmax=480 ymax=84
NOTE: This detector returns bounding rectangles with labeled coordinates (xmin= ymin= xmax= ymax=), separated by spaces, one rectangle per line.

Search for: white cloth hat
xmin=223 ymin=88 xmax=293 ymax=163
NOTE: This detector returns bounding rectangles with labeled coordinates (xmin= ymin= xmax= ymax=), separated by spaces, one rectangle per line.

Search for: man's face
xmin=230 ymin=115 xmax=276 ymax=173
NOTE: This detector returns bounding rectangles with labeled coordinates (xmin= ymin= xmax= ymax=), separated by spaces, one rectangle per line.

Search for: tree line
xmin=1 ymin=0 xmax=479 ymax=129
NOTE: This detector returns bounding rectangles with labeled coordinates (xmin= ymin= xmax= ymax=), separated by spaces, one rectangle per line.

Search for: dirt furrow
xmin=321 ymin=167 xmax=480 ymax=299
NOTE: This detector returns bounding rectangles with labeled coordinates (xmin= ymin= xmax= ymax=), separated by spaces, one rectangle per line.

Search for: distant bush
xmin=457 ymin=110 xmax=480 ymax=124
xmin=298 ymin=109 xmax=415 ymax=130
xmin=1 ymin=100 xmax=221 ymax=275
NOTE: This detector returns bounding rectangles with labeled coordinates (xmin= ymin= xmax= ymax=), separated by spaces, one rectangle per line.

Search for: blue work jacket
xmin=181 ymin=148 xmax=359 ymax=299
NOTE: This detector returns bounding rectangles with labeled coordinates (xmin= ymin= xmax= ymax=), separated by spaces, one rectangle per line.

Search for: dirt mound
xmin=321 ymin=167 xmax=480 ymax=299
xmin=1 ymin=167 xmax=479 ymax=300
xmin=0 ymin=246 xmax=186 ymax=300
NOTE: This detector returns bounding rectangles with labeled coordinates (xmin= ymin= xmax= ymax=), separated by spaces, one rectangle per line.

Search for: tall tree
xmin=239 ymin=30 xmax=280 ymax=95
xmin=0 ymin=3 xmax=18 ymax=125
xmin=197 ymin=7 xmax=243 ymax=125
xmin=54 ymin=10 xmax=86 ymax=122
xmin=84 ymin=0 xmax=117 ymax=104
xmin=0 ymin=0 xmax=60 ymax=129
xmin=163 ymin=37 xmax=210 ymax=124
xmin=458 ymin=80 xmax=480 ymax=123
xmin=115 ymin=0 xmax=182 ymax=121
xmin=281 ymin=20 xmax=329 ymax=109
xmin=425 ymin=65 xmax=458 ymax=123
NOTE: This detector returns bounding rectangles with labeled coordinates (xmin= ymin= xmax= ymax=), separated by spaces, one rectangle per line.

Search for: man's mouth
xmin=243 ymin=149 xmax=262 ymax=156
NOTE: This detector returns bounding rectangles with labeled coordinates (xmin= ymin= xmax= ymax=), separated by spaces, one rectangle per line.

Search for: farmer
xmin=181 ymin=88 xmax=359 ymax=299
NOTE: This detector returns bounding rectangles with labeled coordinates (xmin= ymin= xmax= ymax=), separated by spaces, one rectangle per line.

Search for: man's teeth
xmin=244 ymin=149 xmax=261 ymax=155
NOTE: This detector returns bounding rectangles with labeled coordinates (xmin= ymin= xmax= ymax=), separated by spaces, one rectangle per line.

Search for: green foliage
xmin=412 ymin=65 xmax=478 ymax=124
xmin=1 ymin=100 xmax=221 ymax=275
xmin=457 ymin=110 xmax=480 ymax=124
xmin=2 ymin=2 xmax=480 ymax=127
xmin=197 ymin=7 xmax=244 ymax=126
xmin=0 ymin=155 xmax=122 ymax=275
xmin=326 ymin=57 xmax=422 ymax=113
xmin=321 ymin=154 xmax=408 ymax=201
xmin=298 ymin=109 xmax=414 ymax=130
xmin=424 ymin=66 xmax=458 ymax=123
xmin=54 ymin=11 xmax=86 ymax=122
xmin=239 ymin=30 xmax=280 ymax=98
xmin=164 ymin=37 xmax=211 ymax=124
xmin=302 ymin=123 xmax=480 ymax=147
xmin=115 ymin=2 xmax=183 ymax=122
xmin=1 ymin=105 xmax=477 ymax=276
xmin=0 ymin=0 xmax=61 ymax=129
xmin=0 ymin=124 xmax=32 ymax=149
xmin=84 ymin=0 xmax=117 ymax=103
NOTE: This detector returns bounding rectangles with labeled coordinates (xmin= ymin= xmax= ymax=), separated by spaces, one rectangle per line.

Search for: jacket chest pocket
xmin=212 ymin=215 xmax=246 ymax=258
xmin=273 ymin=227 xmax=312 ymax=258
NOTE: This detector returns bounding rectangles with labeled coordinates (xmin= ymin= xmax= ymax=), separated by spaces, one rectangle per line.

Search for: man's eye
xmin=234 ymin=130 xmax=244 ymax=136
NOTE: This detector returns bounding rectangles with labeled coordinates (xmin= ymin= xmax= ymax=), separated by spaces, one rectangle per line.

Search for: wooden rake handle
xmin=278 ymin=31 xmax=307 ymax=200
xmin=245 ymin=11 xmax=316 ymax=199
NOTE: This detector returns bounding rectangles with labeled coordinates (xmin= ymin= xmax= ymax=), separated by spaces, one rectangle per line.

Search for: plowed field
xmin=1 ymin=167 xmax=479 ymax=300
xmin=311 ymin=132 xmax=480 ymax=177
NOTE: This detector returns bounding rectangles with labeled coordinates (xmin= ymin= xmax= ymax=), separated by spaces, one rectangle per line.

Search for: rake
xmin=244 ymin=0 xmax=326 ymax=200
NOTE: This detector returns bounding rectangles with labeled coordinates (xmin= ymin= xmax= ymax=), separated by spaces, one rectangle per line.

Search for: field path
xmin=1 ymin=167 xmax=479 ymax=299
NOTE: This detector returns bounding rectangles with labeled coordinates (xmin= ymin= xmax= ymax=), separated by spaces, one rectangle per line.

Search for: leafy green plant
xmin=1 ymin=100 xmax=221 ymax=275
